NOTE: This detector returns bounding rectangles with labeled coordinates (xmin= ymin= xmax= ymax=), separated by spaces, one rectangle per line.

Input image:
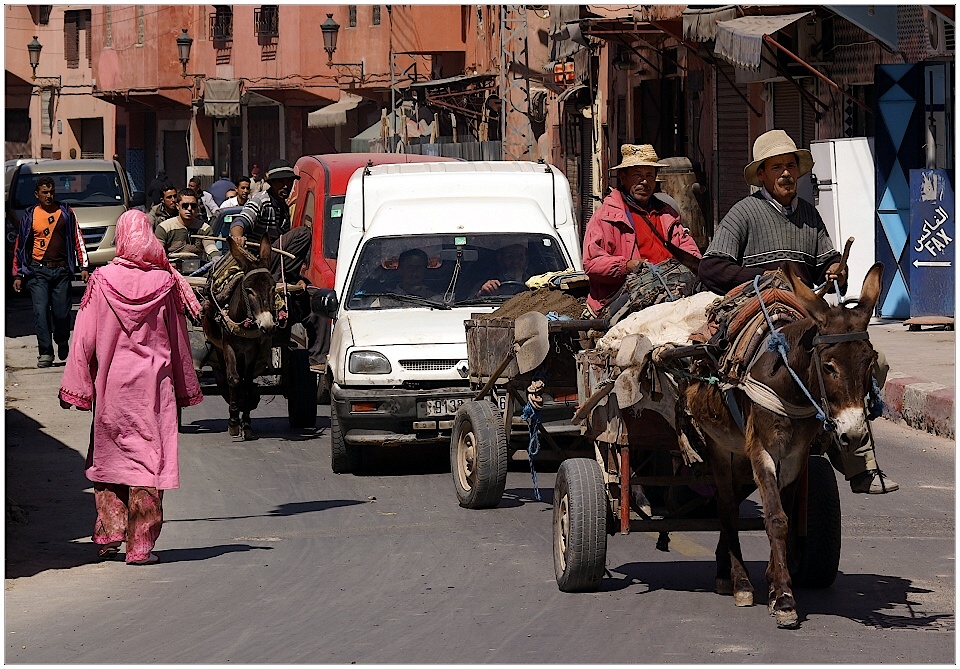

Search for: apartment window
xmin=210 ymin=6 xmax=233 ymax=44
xmin=137 ymin=6 xmax=145 ymax=45
xmin=348 ymin=5 xmax=357 ymax=27
xmin=40 ymin=90 xmax=53 ymax=136
xmin=38 ymin=6 xmax=52 ymax=24
xmin=255 ymin=5 xmax=279 ymax=38
xmin=105 ymin=6 xmax=112 ymax=47
xmin=372 ymin=6 xmax=381 ymax=26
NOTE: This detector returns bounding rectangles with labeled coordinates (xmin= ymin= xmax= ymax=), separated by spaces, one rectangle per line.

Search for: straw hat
xmin=743 ymin=129 xmax=814 ymax=187
xmin=610 ymin=144 xmax=667 ymax=171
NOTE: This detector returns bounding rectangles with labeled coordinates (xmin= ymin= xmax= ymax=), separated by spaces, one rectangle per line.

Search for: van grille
xmin=399 ymin=359 xmax=459 ymax=372
xmin=82 ymin=226 xmax=107 ymax=248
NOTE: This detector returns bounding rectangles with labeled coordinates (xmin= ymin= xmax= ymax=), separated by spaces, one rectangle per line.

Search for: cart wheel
xmin=553 ymin=458 xmax=607 ymax=592
xmin=788 ymin=455 xmax=841 ymax=588
xmin=450 ymin=400 xmax=508 ymax=509
xmin=331 ymin=411 xmax=362 ymax=474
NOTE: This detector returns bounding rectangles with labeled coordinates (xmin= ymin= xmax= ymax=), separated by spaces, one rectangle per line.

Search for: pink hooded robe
xmin=59 ymin=210 xmax=202 ymax=490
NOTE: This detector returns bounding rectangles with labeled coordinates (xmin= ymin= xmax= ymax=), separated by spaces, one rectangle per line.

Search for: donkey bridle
xmin=809 ymin=329 xmax=871 ymax=434
xmin=211 ymin=267 xmax=274 ymax=338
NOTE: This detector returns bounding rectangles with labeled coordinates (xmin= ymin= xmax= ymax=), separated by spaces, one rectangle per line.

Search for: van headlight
xmin=348 ymin=350 xmax=391 ymax=374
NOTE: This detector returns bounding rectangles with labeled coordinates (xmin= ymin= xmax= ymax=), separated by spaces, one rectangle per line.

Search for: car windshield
xmin=345 ymin=232 xmax=569 ymax=310
xmin=12 ymin=171 xmax=123 ymax=209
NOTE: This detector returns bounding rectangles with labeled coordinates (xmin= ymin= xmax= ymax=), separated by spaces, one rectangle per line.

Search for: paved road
xmin=5 ymin=377 xmax=954 ymax=663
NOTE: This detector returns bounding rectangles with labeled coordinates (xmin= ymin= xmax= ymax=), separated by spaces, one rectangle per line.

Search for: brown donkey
xmin=680 ymin=262 xmax=883 ymax=628
xmin=202 ymin=236 xmax=276 ymax=439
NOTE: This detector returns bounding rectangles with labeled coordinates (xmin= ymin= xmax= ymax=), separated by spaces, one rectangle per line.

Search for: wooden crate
xmin=465 ymin=317 xmax=519 ymax=383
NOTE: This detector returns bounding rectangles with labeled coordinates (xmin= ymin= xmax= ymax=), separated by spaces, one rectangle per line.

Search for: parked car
xmin=6 ymin=159 xmax=144 ymax=271
xmin=323 ymin=161 xmax=583 ymax=474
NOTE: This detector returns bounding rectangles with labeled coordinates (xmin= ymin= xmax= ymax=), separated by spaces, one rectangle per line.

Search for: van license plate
xmin=424 ymin=398 xmax=465 ymax=416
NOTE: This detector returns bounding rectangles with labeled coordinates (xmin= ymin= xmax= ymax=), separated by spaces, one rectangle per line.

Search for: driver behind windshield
xmin=476 ymin=243 xmax=529 ymax=295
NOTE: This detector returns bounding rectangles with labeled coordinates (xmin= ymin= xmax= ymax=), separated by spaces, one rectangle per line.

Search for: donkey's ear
xmin=258 ymin=234 xmax=272 ymax=268
xmin=228 ymin=235 xmax=250 ymax=268
xmin=784 ymin=264 xmax=830 ymax=327
xmin=851 ymin=262 xmax=883 ymax=329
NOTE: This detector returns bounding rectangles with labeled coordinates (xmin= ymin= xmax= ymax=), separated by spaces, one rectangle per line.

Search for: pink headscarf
xmin=111 ymin=209 xmax=202 ymax=320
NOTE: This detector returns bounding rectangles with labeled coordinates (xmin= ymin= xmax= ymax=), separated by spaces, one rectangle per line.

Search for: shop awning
xmin=307 ymin=93 xmax=363 ymax=129
xmin=714 ymin=12 xmax=811 ymax=69
xmin=682 ymin=5 xmax=739 ymax=42
xmin=202 ymin=79 xmax=242 ymax=118
xmin=556 ymin=83 xmax=588 ymax=104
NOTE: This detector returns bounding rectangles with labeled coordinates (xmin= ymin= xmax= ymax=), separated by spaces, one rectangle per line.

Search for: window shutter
xmin=63 ymin=11 xmax=80 ymax=68
xmin=40 ymin=90 xmax=53 ymax=136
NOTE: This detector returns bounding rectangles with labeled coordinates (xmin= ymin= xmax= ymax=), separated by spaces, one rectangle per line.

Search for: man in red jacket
xmin=582 ymin=144 xmax=701 ymax=314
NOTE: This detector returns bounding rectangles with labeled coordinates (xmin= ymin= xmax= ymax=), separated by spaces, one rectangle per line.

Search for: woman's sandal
xmin=96 ymin=541 xmax=123 ymax=559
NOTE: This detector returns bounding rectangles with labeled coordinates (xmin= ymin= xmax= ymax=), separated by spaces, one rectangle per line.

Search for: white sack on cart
xmin=596 ymin=291 xmax=721 ymax=355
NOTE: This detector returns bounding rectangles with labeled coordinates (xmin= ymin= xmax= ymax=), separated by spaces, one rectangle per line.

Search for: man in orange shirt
xmin=12 ymin=175 xmax=89 ymax=367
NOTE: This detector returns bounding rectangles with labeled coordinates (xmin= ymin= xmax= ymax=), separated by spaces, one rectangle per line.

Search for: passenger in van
xmin=476 ymin=243 xmax=530 ymax=295
xmin=394 ymin=248 xmax=438 ymax=299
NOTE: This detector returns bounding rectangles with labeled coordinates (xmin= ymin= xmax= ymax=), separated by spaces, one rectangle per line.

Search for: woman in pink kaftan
xmin=59 ymin=209 xmax=202 ymax=564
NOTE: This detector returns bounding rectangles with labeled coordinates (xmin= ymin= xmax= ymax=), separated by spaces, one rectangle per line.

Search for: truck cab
xmin=327 ymin=161 xmax=582 ymax=473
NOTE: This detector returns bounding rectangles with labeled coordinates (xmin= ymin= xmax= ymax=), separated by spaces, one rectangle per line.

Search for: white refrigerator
xmin=810 ymin=137 xmax=877 ymax=300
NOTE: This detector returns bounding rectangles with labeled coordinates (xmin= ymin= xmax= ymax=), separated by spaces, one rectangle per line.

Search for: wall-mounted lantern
xmin=177 ymin=28 xmax=194 ymax=76
xmin=320 ymin=13 xmax=365 ymax=82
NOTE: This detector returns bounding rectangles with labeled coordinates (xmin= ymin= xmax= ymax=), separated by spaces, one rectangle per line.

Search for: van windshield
xmin=12 ymin=171 xmax=123 ymax=209
xmin=346 ymin=233 xmax=569 ymax=310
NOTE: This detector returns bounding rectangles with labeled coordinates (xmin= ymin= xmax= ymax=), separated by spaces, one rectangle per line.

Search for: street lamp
xmin=27 ymin=35 xmax=42 ymax=79
xmin=319 ymin=13 xmax=365 ymax=81
xmin=177 ymin=28 xmax=194 ymax=76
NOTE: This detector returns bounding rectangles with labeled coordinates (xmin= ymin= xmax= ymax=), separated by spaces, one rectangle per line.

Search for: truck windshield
xmin=346 ymin=233 xmax=569 ymax=310
xmin=12 ymin=171 xmax=123 ymax=209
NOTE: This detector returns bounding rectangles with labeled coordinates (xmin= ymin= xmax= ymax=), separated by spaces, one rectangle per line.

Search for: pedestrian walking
xmin=12 ymin=175 xmax=90 ymax=367
xmin=59 ymin=209 xmax=202 ymax=565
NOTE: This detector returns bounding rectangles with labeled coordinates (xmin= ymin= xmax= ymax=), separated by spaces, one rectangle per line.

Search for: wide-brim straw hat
xmin=266 ymin=159 xmax=300 ymax=181
xmin=610 ymin=144 xmax=667 ymax=171
xmin=743 ymin=129 xmax=814 ymax=187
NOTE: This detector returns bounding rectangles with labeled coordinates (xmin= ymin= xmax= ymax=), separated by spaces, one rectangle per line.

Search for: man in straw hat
xmin=583 ymin=143 xmax=701 ymax=314
xmin=699 ymin=129 xmax=897 ymax=494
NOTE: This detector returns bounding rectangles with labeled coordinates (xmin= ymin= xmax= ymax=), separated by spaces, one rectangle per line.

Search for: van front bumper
xmin=332 ymin=384 xmax=474 ymax=446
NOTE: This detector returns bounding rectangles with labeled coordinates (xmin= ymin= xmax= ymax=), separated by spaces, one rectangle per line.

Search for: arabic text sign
xmin=909 ymin=169 xmax=955 ymax=318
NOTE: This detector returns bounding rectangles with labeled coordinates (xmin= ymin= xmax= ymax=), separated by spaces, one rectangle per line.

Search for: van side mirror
xmin=310 ymin=288 xmax=339 ymax=318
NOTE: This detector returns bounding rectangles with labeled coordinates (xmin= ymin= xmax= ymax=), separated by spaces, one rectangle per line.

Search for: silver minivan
xmin=7 ymin=159 xmax=143 ymax=268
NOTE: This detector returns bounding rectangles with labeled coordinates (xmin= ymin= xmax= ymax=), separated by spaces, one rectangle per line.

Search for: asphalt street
xmin=4 ymin=353 xmax=955 ymax=664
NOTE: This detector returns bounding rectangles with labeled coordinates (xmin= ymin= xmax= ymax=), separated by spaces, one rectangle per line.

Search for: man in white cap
xmin=699 ymin=129 xmax=897 ymax=494
xmin=583 ymin=143 xmax=701 ymax=314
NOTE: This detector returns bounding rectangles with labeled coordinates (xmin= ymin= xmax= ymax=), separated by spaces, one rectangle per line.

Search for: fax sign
xmin=909 ymin=169 xmax=954 ymax=318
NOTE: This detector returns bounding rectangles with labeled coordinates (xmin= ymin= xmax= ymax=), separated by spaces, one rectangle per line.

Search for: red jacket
xmin=582 ymin=189 xmax=701 ymax=313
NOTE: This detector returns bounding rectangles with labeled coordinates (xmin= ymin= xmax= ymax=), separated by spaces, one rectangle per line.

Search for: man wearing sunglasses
xmin=154 ymin=189 xmax=220 ymax=260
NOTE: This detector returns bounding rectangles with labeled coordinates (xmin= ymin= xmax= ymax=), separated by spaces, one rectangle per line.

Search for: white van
xmin=327 ymin=161 xmax=582 ymax=473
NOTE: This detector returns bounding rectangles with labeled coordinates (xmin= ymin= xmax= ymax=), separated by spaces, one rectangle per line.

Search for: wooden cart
xmin=450 ymin=312 xmax=606 ymax=509
xmin=552 ymin=345 xmax=843 ymax=593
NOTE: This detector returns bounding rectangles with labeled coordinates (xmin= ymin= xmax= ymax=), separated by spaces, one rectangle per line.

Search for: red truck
xmin=290 ymin=153 xmax=455 ymax=290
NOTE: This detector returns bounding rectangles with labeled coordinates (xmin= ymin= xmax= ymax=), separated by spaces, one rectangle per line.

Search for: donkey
xmin=679 ymin=262 xmax=883 ymax=628
xmin=202 ymin=236 xmax=276 ymax=439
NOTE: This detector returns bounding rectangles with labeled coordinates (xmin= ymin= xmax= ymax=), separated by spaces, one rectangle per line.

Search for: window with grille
xmin=373 ymin=6 xmax=381 ymax=25
xmin=40 ymin=90 xmax=53 ymax=136
xmin=63 ymin=9 xmax=92 ymax=68
xmin=349 ymin=5 xmax=357 ymax=27
xmin=210 ymin=6 xmax=233 ymax=43
xmin=137 ymin=5 xmax=144 ymax=45
xmin=255 ymin=6 xmax=279 ymax=38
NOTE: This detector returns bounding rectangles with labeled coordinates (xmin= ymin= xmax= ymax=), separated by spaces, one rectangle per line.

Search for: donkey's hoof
xmin=716 ymin=578 xmax=733 ymax=595
xmin=228 ymin=423 xmax=241 ymax=437
xmin=733 ymin=590 xmax=754 ymax=607
xmin=774 ymin=609 xmax=799 ymax=628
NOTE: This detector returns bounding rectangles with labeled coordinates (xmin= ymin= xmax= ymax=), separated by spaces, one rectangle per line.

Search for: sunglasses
xmin=180 ymin=202 xmax=198 ymax=210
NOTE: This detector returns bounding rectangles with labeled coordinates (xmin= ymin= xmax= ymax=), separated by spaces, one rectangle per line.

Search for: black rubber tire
xmin=451 ymin=400 xmax=508 ymax=509
xmin=330 ymin=411 xmax=361 ymax=474
xmin=317 ymin=371 xmax=331 ymax=405
xmin=789 ymin=455 xmax=842 ymax=588
xmin=286 ymin=348 xmax=318 ymax=428
xmin=553 ymin=458 xmax=607 ymax=592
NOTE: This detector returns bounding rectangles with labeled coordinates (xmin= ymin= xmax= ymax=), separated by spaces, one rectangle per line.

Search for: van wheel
xmin=331 ymin=412 xmax=361 ymax=474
